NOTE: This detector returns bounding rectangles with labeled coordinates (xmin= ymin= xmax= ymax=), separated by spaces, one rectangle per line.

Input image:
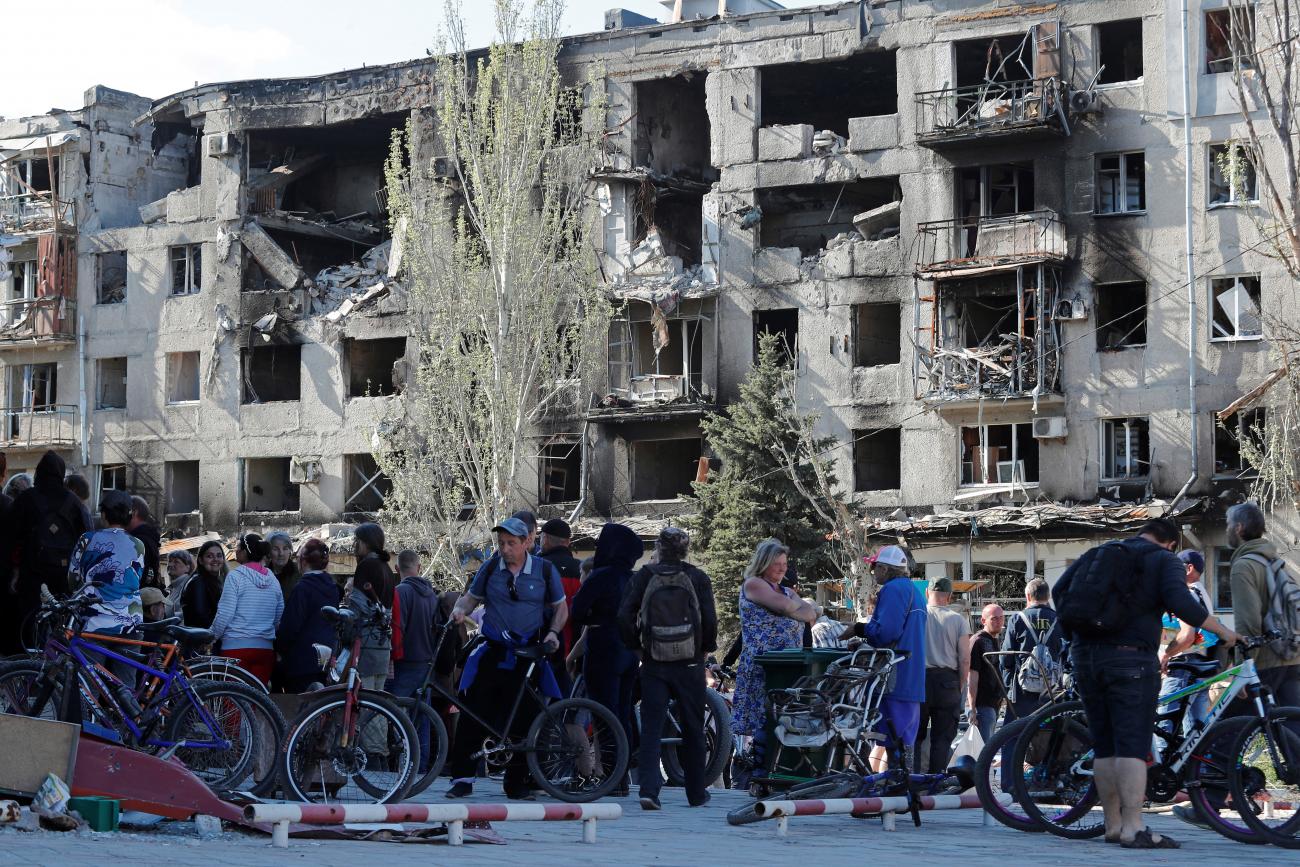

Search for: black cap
xmin=540 ymin=518 xmax=571 ymax=540
xmin=99 ymin=489 xmax=133 ymax=513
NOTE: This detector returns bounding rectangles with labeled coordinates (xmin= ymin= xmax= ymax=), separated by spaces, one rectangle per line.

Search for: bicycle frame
xmin=1160 ymin=657 xmax=1268 ymax=775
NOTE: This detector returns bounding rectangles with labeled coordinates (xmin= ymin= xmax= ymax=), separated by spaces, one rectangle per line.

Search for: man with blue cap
xmin=1154 ymin=550 xmax=1216 ymax=763
xmin=445 ymin=515 xmax=567 ymax=799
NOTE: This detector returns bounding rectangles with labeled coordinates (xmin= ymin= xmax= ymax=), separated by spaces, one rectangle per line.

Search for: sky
xmin=1 ymin=0 xmax=827 ymax=120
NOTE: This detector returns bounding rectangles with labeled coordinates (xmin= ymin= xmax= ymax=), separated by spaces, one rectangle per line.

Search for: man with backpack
xmin=1001 ymin=578 xmax=1064 ymax=720
xmin=1053 ymin=518 xmax=1238 ymax=849
xmin=1228 ymin=502 xmax=1300 ymax=707
xmin=617 ymin=526 xmax=717 ymax=811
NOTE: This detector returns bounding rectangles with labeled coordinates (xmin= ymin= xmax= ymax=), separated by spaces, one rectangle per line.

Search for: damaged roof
xmin=864 ymin=497 xmax=1208 ymax=541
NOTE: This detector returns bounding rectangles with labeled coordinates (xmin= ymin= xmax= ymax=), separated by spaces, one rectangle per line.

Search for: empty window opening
xmin=760 ymin=52 xmax=898 ymax=137
xmin=6 ymin=363 xmax=58 ymax=442
xmin=854 ymin=427 xmax=901 ymax=491
xmin=955 ymin=33 xmax=1037 ymax=89
xmin=633 ymin=74 xmax=714 ymax=182
xmin=96 ymin=251 xmax=127 ymax=304
xmin=347 ymin=337 xmax=406 ymax=397
xmin=165 ymin=460 xmax=200 ymax=514
xmin=1209 ymin=142 xmax=1258 ymax=206
xmin=961 ymin=423 xmax=1039 ymax=486
xmin=166 ymin=351 xmax=201 ymax=403
xmin=630 ymin=438 xmax=702 ymax=501
xmin=1095 ymin=152 xmax=1146 ymax=214
xmin=344 ymin=453 xmax=392 ymax=514
xmin=242 ymin=344 xmax=301 ymax=403
xmin=99 ymin=463 xmax=127 ymax=495
xmin=632 ymin=183 xmax=705 ymax=267
xmin=1210 ymin=275 xmax=1262 ymax=340
xmin=1101 ymin=417 xmax=1150 ymax=479
xmin=958 ymin=165 xmax=1034 ymax=223
xmin=539 ymin=441 xmax=582 ymax=504
xmin=1215 ymin=408 xmax=1266 ymax=476
xmin=757 ymin=179 xmax=900 ymax=255
xmin=170 ymin=244 xmax=202 ymax=295
xmin=1097 ymin=19 xmax=1144 ymax=84
xmin=853 ymin=302 xmax=901 ymax=367
xmin=1206 ymin=8 xmax=1255 ymax=74
xmin=13 ymin=155 xmax=59 ymax=195
xmin=607 ymin=299 xmax=712 ymax=402
xmin=1213 ymin=547 xmax=1235 ymax=610
xmin=1094 ymin=282 xmax=1147 ymax=350
xmin=243 ymin=457 xmax=300 ymax=512
xmin=754 ymin=308 xmax=799 ymax=366
xmin=95 ymin=357 xmax=127 ymax=410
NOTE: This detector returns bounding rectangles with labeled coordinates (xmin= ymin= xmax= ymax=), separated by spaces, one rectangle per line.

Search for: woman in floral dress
xmin=731 ymin=538 xmax=818 ymax=792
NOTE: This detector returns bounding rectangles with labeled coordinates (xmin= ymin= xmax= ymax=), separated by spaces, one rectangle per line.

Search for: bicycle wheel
xmin=397 ymin=699 xmax=450 ymax=798
xmin=1183 ymin=716 xmax=1269 ymax=844
xmin=0 ymin=660 xmax=62 ymax=721
xmin=726 ymin=771 xmax=861 ymax=826
xmin=1226 ymin=705 xmax=1300 ymax=847
xmin=1009 ymin=701 xmax=1105 ymax=838
xmin=527 ymin=697 xmax=629 ymax=803
xmin=165 ymin=680 xmax=286 ymax=796
xmin=187 ymin=657 xmax=271 ymax=694
xmin=281 ymin=691 xmax=418 ymax=804
xmin=976 ymin=715 xmax=1043 ymax=833
xmin=663 ymin=687 xmax=734 ymax=788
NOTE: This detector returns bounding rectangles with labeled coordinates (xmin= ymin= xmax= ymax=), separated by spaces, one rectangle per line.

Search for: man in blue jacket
xmin=846 ymin=545 xmax=926 ymax=763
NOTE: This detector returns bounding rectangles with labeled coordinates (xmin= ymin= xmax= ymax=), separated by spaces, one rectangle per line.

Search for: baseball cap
xmin=492 ymin=516 xmax=530 ymax=539
xmin=540 ymin=518 xmax=571 ymax=540
xmin=930 ymin=576 xmax=953 ymax=593
xmin=1177 ymin=550 xmax=1205 ymax=573
xmin=141 ymin=587 xmax=166 ymax=607
xmin=865 ymin=545 xmax=909 ymax=568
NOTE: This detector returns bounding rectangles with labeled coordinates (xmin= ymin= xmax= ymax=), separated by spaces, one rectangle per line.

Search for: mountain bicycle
xmin=1007 ymin=634 xmax=1288 ymax=844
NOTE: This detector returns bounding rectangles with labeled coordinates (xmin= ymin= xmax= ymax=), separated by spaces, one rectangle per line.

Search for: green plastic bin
xmin=754 ymin=647 xmax=854 ymax=786
xmin=68 ymin=796 xmax=120 ymax=832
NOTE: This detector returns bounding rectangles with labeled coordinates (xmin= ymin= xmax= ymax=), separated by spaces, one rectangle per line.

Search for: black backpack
xmin=1054 ymin=541 xmax=1141 ymax=636
xmin=637 ymin=565 xmax=702 ymax=663
xmin=33 ymin=493 xmax=84 ymax=580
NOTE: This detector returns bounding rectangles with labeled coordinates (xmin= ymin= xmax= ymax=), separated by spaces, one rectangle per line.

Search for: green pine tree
xmin=688 ymin=333 xmax=841 ymax=639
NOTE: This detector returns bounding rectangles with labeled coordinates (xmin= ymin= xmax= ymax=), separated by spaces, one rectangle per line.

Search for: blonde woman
xmin=730 ymin=539 xmax=816 ymax=793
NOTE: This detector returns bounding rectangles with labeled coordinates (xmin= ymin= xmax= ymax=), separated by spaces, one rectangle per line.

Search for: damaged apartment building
xmin=1 ymin=0 xmax=1287 ymax=618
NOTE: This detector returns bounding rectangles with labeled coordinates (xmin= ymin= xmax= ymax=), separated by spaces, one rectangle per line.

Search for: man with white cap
xmin=843 ymin=545 xmax=926 ymax=762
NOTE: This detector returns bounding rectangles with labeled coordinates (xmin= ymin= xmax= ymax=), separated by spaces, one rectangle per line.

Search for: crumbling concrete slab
xmin=241 ymin=221 xmax=306 ymax=290
xmin=754 ymin=247 xmax=802 ymax=284
xmin=758 ymin=124 xmax=814 ymax=161
xmin=852 ymin=199 xmax=901 ymax=240
xmin=848 ymin=114 xmax=901 ymax=152
xmin=164 ymin=187 xmax=202 ymax=224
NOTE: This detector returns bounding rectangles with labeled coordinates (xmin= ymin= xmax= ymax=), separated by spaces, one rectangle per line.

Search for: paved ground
xmin=3 ymin=785 xmax=1298 ymax=866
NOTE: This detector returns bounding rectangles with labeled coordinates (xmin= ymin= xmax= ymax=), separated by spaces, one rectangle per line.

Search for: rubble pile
xmin=308 ymin=240 xmax=399 ymax=322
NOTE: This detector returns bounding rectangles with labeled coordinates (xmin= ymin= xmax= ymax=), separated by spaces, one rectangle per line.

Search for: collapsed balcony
xmin=0 ymin=133 xmax=76 ymax=234
xmin=914 ymin=210 xmax=1065 ymax=277
xmin=913 ymin=265 xmax=1064 ymax=406
xmin=593 ymin=293 xmax=717 ymax=422
xmin=1 ymin=237 xmax=77 ymax=344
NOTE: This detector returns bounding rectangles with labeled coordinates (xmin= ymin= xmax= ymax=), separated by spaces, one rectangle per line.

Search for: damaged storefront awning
xmin=0 ymin=130 xmax=79 ymax=161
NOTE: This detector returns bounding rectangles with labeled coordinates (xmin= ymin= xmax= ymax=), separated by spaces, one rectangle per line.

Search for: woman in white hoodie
xmin=210 ymin=533 xmax=284 ymax=686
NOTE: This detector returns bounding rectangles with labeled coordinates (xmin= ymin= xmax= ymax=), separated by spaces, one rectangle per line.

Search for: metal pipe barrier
xmin=245 ymin=801 xmax=623 ymax=848
xmin=754 ymin=792 xmax=1011 ymax=836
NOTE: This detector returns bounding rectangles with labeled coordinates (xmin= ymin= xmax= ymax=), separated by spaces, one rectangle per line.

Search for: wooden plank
xmin=0 ymin=712 xmax=80 ymax=797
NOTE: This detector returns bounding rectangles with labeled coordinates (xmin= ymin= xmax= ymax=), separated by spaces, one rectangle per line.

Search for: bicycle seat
xmin=320 ymin=606 xmax=356 ymax=624
xmin=512 ymin=645 xmax=545 ymax=660
xmin=1167 ymin=657 xmax=1219 ymax=677
xmin=139 ymin=617 xmax=183 ymax=634
xmin=166 ymin=625 xmax=215 ymax=647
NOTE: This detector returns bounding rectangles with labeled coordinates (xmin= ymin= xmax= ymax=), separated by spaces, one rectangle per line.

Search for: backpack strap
xmin=1018 ymin=609 xmax=1039 ymax=648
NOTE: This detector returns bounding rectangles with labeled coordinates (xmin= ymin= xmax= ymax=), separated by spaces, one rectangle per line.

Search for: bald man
xmin=967 ymin=604 xmax=1006 ymax=743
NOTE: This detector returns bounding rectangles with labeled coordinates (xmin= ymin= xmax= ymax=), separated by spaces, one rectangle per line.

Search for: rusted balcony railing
xmin=0 ymin=296 xmax=78 ymax=344
xmin=915 ymin=78 xmax=1066 ymax=146
xmin=1 ymin=404 xmax=78 ymax=449
xmin=0 ymin=192 xmax=75 ymax=234
xmin=914 ymin=210 xmax=1066 ymax=276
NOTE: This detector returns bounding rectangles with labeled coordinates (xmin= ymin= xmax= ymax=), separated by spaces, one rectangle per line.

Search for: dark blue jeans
xmin=388 ymin=660 xmax=433 ymax=772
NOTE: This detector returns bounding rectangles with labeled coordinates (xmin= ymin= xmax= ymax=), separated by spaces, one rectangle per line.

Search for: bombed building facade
xmin=0 ymin=0 xmax=1288 ymax=614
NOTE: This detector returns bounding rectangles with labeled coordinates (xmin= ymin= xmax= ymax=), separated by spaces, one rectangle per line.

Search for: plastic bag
xmin=34 ymin=773 xmax=70 ymax=815
xmin=950 ymin=723 xmax=985 ymax=764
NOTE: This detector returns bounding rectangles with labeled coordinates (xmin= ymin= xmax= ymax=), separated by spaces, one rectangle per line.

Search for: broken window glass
xmin=1095 ymin=152 xmax=1145 ymax=214
xmin=166 ymin=352 xmax=201 ymax=403
xmin=1101 ymin=417 xmax=1150 ymax=479
xmin=170 ymin=244 xmax=201 ymax=295
xmin=1206 ymin=8 xmax=1255 ymax=74
xmin=1210 ymin=275 xmax=1262 ymax=340
xmin=96 ymin=251 xmax=127 ymax=304
xmin=95 ymin=357 xmax=128 ymax=410
xmin=1097 ymin=19 xmax=1144 ymax=84
xmin=853 ymin=302 xmax=901 ymax=367
xmin=1208 ymin=142 xmax=1258 ymax=206
xmin=1094 ymin=282 xmax=1147 ymax=350
xmin=960 ymin=423 xmax=1039 ymax=486
xmin=853 ymin=428 xmax=901 ymax=491
xmin=1215 ymin=407 xmax=1265 ymax=476
xmin=99 ymin=463 xmax=127 ymax=495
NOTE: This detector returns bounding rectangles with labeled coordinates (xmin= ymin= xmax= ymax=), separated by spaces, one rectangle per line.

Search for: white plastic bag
xmin=950 ymin=723 xmax=985 ymax=763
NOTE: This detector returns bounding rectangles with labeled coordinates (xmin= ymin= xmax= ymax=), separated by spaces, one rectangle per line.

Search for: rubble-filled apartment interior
xmin=0 ymin=0 xmax=1287 ymax=621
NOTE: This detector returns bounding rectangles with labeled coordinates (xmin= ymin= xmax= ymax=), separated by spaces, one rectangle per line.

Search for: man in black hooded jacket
xmin=9 ymin=451 xmax=91 ymax=639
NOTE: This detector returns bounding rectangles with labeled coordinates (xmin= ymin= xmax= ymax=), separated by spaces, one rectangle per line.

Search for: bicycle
xmin=1223 ymin=671 xmax=1300 ymax=846
xmin=279 ymin=604 xmax=421 ymax=804
xmin=0 ymin=594 xmax=285 ymax=796
xmin=1007 ymin=633 xmax=1287 ymax=844
xmin=415 ymin=622 xmax=630 ymax=802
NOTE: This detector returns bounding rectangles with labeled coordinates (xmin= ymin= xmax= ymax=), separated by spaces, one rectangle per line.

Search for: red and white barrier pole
xmin=245 ymin=802 xmax=623 ymax=848
xmin=754 ymin=792 xmax=1009 ymax=836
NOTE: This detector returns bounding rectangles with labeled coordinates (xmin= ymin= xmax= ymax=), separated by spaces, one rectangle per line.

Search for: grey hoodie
xmin=1231 ymin=538 xmax=1300 ymax=671
xmin=348 ymin=588 xmax=392 ymax=677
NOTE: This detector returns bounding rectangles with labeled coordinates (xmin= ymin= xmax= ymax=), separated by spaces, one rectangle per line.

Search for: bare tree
xmin=376 ymin=0 xmax=608 ymax=574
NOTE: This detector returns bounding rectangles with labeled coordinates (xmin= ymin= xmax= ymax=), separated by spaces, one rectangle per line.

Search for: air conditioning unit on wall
xmin=1033 ymin=416 xmax=1068 ymax=439
xmin=204 ymin=132 xmax=236 ymax=157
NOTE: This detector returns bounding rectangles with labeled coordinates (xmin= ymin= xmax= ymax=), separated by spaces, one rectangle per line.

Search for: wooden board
xmin=0 ymin=712 xmax=80 ymax=797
